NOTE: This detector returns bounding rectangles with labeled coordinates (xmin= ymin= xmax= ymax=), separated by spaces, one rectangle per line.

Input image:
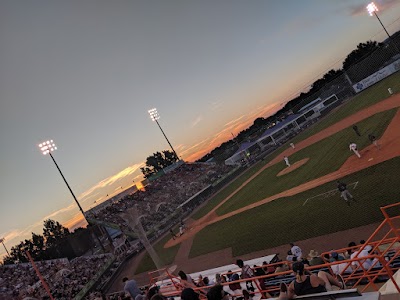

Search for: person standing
xmin=352 ymin=125 xmax=361 ymax=136
xmin=337 ymin=181 xmax=356 ymax=206
xmin=236 ymin=259 xmax=255 ymax=293
xmin=284 ymin=156 xmax=291 ymax=167
xmin=123 ymin=277 xmax=141 ymax=300
xmin=349 ymin=143 xmax=361 ymax=158
xmin=290 ymin=143 xmax=295 ymax=149
xmin=368 ymin=134 xmax=380 ymax=150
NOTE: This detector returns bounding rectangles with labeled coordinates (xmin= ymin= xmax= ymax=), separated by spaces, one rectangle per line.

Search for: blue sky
xmin=1 ymin=0 xmax=400 ymax=258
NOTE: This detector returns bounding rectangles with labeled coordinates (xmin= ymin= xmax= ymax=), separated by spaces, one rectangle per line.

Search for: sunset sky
xmin=1 ymin=0 xmax=400 ymax=258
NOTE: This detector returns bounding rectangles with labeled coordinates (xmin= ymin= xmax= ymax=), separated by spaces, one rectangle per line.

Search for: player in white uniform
xmin=349 ymin=143 xmax=361 ymax=158
xmin=284 ymin=156 xmax=290 ymax=167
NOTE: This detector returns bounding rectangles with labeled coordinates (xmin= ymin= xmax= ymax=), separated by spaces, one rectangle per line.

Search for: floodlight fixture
xmin=148 ymin=108 xmax=160 ymax=121
xmin=39 ymin=140 xmax=57 ymax=155
xmin=147 ymin=108 xmax=179 ymax=160
xmin=366 ymin=2 xmax=378 ymax=16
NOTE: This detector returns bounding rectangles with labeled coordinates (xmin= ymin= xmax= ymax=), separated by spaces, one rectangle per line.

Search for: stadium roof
xmin=259 ymin=114 xmax=300 ymax=139
xmin=231 ymin=140 xmax=259 ymax=156
xmin=298 ymin=97 xmax=321 ymax=112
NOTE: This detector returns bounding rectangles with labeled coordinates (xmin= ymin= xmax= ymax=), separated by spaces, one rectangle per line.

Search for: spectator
xmin=308 ymin=250 xmax=324 ymax=266
xmin=284 ymin=261 xmax=344 ymax=298
xmin=236 ymin=259 xmax=255 ymax=292
xmin=181 ymin=288 xmax=200 ymax=300
xmin=275 ymin=263 xmax=290 ymax=274
xmin=290 ymin=243 xmax=303 ymax=260
xmin=206 ymin=285 xmax=229 ymax=300
xmin=123 ymin=277 xmax=141 ymax=300
xmin=330 ymin=252 xmax=350 ymax=275
xmin=178 ymin=271 xmax=196 ymax=288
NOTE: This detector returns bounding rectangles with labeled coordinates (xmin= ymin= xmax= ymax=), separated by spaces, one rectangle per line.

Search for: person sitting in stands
xmin=178 ymin=271 xmax=196 ymax=288
xmin=206 ymin=285 xmax=229 ymax=300
xmin=275 ymin=263 xmax=290 ymax=274
xmin=308 ymin=250 xmax=324 ymax=266
xmin=282 ymin=261 xmax=344 ymax=299
xmin=181 ymin=288 xmax=200 ymax=300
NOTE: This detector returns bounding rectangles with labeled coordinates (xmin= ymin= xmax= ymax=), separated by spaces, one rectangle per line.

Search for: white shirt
xmin=291 ymin=245 xmax=302 ymax=258
xmin=349 ymin=143 xmax=357 ymax=151
xmin=351 ymin=250 xmax=371 ymax=270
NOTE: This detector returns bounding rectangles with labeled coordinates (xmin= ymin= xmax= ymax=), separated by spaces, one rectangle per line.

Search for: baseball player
xmin=290 ymin=143 xmax=295 ymax=149
xmin=284 ymin=156 xmax=290 ymax=167
xmin=349 ymin=143 xmax=361 ymax=158
xmin=337 ymin=181 xmax=356 ymax=206
xmin=368 ymin=134 xmax=380 ymax=150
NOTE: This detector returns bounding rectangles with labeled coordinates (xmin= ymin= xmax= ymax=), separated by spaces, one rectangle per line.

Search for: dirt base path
xmin=277 ymin=158 xmax=309 ymax=176
xmin=165 ymin=95 xmax=400 ymax=249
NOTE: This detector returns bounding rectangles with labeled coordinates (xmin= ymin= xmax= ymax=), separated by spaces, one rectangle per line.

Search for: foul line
xmin=303 ymin=181 xmax=359 ymax=206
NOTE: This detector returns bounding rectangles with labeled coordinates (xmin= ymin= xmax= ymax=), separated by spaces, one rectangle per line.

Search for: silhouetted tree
xmin=140 ymin=150 xmax=179 ymax=178
xmin=343 ymin=41 xmax=381 ymax=70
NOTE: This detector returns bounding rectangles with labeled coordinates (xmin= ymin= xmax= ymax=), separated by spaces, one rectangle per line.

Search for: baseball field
xmin=127 ymin=71 xmax=400 ymax=280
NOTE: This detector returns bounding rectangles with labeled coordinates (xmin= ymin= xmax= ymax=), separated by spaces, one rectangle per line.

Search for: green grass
xmin=191 ymin=161 xmax=266 ymax=219
xmin=189 ymin=156 xmax=400 ymax=258
xmin=190 ymin=74 xmax=400 ymax=220
xmin=216 ymin=108 xmax=397 ymax=215
xmin=135 ymin=229 xmax=181 ymax=274
xmin=289 ymin=71 xmax=400 ymax=145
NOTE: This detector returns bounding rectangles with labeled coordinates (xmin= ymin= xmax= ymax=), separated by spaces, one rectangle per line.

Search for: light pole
xmin=0 ymin=238 xmax=10 ymax=256
xmin=38 ymin=140 xmax=105 ymax=251
xmin=148 ymin=108 xmax=179 ymax=160
xmin=38 ymin=140 xmax=86 ymax=220
xmin=367 ymin=2 xmax=399 ymax=52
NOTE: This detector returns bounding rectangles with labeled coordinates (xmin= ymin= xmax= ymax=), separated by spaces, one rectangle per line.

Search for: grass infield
xmin=189 ymin=156 xmax=400 ymax=258
xmin=216 ymin=108 xmax=397 ymax=215
xmin=191 ymin=73 xmax=400 ymax=220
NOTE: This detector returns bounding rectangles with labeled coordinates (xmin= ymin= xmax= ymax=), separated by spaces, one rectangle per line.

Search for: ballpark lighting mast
xmin=0 ymin=238 xmax=10 ymax=256
xmin=38 ymin=140 xmax=87 ymax=221
xmin=148 ymin=108 xmax=179 ymax=159
xmin=366 ymin=2 xmax=399 ymax=53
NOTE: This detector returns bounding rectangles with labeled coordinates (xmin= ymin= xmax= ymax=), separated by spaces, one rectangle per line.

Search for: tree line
xmin=2 ymin=219 xmax=87 ymax=265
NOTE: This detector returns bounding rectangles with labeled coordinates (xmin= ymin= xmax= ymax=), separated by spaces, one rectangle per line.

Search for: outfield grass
xmin=289 ymin=71 xmax=400 ymax=145
xmin=191 ymin=161 xmax=266 ymax=219
xmin=190 ymin=75 xmax=400 ymax=220
xmin=135 ymin=228 xmax=181 ymax=274
xmin=216 ymin=108 xmax=397 ymax=215
xmin=189 ymin=156 xmax=400 ymax=258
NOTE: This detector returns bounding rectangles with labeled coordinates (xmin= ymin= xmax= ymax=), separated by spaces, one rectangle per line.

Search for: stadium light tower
xmin=0 ymin=238 xmax=10 ymax=256
xmin=148 ymin=108 xmax=179 ymax=159
xmin=367 ymin=2 xmax=391 ymax=39
xmin=38 ymin=140 xmax=86 ymax=221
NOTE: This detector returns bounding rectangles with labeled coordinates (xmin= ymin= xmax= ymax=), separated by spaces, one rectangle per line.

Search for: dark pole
xmin=48 ymin=152 xmax=86 ymax=219
xmin=374 ymin=11 xmax=390 ymax=39
xmin=155 ymin=119 xmax=179 ymax=159
xmin=374 ymin=11 xmax=400 ymax=52
xmin=1 ymin=240 xmax=9 ymax=256
xmin=46 ymin=150 xmax=105 ymax=252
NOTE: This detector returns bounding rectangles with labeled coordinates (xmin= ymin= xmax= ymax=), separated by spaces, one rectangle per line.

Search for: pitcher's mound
xmin=277 ymin=158 xmax=309 ymax=177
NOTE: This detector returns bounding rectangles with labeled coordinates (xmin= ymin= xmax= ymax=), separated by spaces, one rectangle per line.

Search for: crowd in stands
xmin=89 ymin=163 xmax=233 ymax=233
xmin=0 ymin=254 xmax=113 ymax=299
